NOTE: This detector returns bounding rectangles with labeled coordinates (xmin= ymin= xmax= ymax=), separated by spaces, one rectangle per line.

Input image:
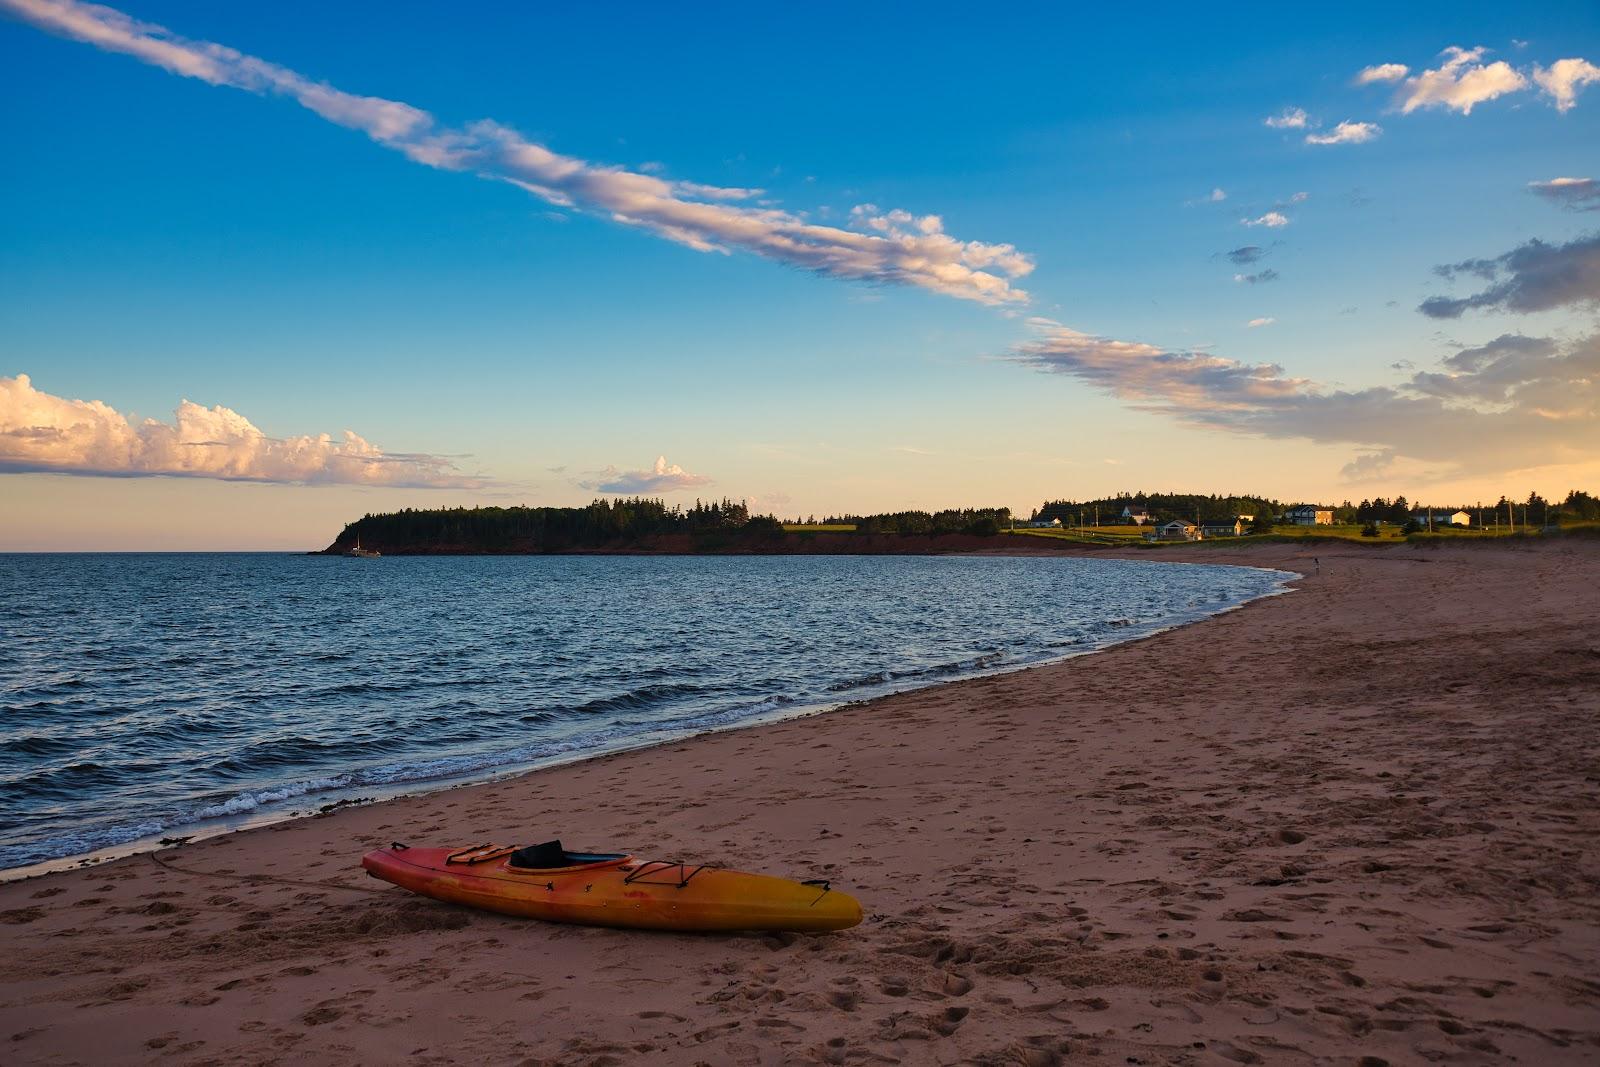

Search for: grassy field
xmin=776 ymin=521 xmax=1593 ymax=544
xmin=1007 ymin=521 xmax=1584 ymax=549
xmin=1003 ymin=526 xmax=1147 ymax=545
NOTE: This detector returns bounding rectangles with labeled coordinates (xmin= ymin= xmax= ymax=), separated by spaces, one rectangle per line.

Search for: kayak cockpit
xmin=505 ymin=839 xmax=630 ymax=872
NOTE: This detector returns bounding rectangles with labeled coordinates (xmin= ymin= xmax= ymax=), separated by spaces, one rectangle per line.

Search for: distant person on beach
xmin=1314 ymin=557 xmax=1321 ymax=574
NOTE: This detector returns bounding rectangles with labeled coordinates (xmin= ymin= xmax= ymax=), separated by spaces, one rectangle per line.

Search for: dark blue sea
xmin=0 ymin=553 xmax=1292 ymax=871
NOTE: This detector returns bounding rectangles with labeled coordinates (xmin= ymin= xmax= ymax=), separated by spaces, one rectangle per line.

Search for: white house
xmin=1157 ymin=520 xmax=1201 ymax=541
xmin=1121 ymin=506 xmax=1152 ymax=525
xmin=1019 ymin=517 xmax=1062 ymax=528
xmin=1285 ymin=505 xmax=1334 ymax=526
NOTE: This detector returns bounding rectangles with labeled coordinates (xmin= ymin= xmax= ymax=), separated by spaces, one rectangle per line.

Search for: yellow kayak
xmin=361 ymin=840 xmax=863 ymax=933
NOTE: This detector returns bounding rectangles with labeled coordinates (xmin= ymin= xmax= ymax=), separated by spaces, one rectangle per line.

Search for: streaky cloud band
xmin=1001 ymin=323 xmax=1598 ymax=483
xmin=0 ymin=0 xmax=1033 ymax=305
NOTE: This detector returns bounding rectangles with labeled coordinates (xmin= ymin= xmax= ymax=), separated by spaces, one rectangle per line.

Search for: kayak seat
xmin=508 ymin=839 xmax=626 ymax=870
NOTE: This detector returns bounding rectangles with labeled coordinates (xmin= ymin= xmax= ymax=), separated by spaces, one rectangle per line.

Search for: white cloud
xmin=1398 ymin=46 xmax=1528 ymax=114
xmin=1305 ymin=120 xmax=1381 ymax=145
xmin=1003 ymin=322 xmax=1600 ymax=482
xmin=1356 ymin=63 xmax=1409 ymax=85
xmin=1532 ymin=58 xmax=1600 ymax=113
xmin=1246 ymin=317 xmax=1276 ymax=328
xmin=1289 ymin=191 xmax=1310 ymax=203
xmin=580 ymin=455 xmax=711 ymax=494
xmin=1264 ymin=107 xmax=1310 ymax=129
xmin=0 ymin=0 xmax=1033 ymax=306
xmin=1207 ymin=187 xmax=1227 ymax=202
xmin=0 ymin=374 xmax=480 ymax=486
xmin=1242 ymin=211 xmax=1290 ymax=228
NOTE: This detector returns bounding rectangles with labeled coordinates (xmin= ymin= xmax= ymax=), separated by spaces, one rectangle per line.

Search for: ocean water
xmin=0 ymin=553 xmax=1292 ymax=871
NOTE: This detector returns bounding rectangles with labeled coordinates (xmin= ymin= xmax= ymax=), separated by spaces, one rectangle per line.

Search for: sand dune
xmin=2 ymin=541 xmax=1597 ymax=1064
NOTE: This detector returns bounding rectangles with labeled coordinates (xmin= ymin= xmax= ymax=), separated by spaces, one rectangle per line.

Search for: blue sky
xmin=2 ymin=1 xmax=1598 ymax=547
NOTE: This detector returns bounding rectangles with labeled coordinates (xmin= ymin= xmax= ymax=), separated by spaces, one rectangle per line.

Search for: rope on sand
xmin=149 ymin=850 xmax=391 ymax=896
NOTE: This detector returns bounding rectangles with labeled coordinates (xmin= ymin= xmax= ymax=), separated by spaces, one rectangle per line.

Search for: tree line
xmin=1358 ymin=490 xmax=1598 ymax=525
xmin=337 ymin=498 xmax=778 ymax=551
xmin=1030 ymin=493 xmax=1282 ymax=526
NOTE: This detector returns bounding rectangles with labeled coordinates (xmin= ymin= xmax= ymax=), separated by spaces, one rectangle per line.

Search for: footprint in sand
xmin=300 ymin=1006 xmax=342 ymax=1026
xmin=931 ymin=1005 xmax=969 ymax=1036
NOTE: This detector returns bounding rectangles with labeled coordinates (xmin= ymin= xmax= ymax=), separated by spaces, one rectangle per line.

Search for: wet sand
xmin=2 ymin=540 xmax=1598 ymax=1065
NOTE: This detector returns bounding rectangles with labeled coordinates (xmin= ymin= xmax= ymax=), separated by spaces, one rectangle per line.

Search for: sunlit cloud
xmin=1246 ymin=317 xmax=1276 ymax=328
xmin=1358 ymin=46 xmax=1597 ymax=117
xmin=0 ymin=374 xmax=481 ymax=486
xmin=1305 ymin=120 xmax=1381 ymax=145
xmin=1397 ymin=46 xmax=1528 ymax=114
xmin=1420 ymin=232 xmax=1600 ymax=318
xmin=1264 ymin=107 xmax=1309 ymax=129
xmin=1242 ymin=212 xmax=1289 ymax=228
xmin=1355 ymin=63 xmax=1409 ymax=85
xmin=1533 ymin=58 xmax=1600 ymax=113
xmin=1002 ymin=322 xmax=1599 ymax=482
xmin=1529 ymin=177 xmax=1600 ymax=212
xmin=580 ymin=455 xmax=712 ymax=494
xmin=0 ymin=0 xmax=1033 ymax=306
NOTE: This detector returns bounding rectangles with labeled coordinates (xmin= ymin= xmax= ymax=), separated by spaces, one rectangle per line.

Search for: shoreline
xmin=3 ymin=540 xmax=1596 ymax=1063
xmin=1 ymin=553 xmax=1300 ymax=883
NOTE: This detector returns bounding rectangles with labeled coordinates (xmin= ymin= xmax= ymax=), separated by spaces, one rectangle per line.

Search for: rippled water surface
xmin=0 ymin=553 xmax=1291 ymax=869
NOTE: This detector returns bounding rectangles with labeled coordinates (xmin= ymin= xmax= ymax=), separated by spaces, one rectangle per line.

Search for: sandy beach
xmin=2 ymin=540 xmax=1597 ymax=1065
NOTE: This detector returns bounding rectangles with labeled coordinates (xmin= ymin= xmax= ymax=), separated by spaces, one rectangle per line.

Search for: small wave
xmin=0 ymin=735 xmax=78 ymax=758
xmin=825 ymin=670 xmax=891 ymax=693
xmin=569 ymin=682 xmax=708 ymax=716
xmin=6 ymin=760 xmax=125 ymax=797
xmin=209 ymin=734 xmax=411 ymax=775
xmin=193 ymin=775 xmax=356 ymax=819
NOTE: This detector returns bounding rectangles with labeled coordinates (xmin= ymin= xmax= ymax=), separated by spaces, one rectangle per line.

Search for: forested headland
xmin=323 ymin=499 xmax=1013 ymax=554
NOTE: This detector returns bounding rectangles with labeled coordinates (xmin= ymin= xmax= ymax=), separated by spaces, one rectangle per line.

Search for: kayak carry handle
xmin=801 ymin=878 xmax=834 ymax=907
xmin=391 ymin=842 xmax=410 ymax=851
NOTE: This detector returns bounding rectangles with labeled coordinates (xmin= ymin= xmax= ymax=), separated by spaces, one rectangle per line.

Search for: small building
xmin=1409 ymin=509 xmax=1471 ymax=528
xmin=1121 ymin=506 xmax=1152 ymax=525
xmin=1199 ymin=517 xmax=1246 ymax=537
xmin=1019 ymin=517 xmax=1062 ymax=529
xmin=1285 ymin=505 xmax=1333 ymax=526
xmin=1157 ymin=520 xmax=1201 ymax=541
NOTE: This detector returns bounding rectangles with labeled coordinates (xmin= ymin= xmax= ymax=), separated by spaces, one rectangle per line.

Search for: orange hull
xmin=360 ymin=845 xmax=863 ymax=933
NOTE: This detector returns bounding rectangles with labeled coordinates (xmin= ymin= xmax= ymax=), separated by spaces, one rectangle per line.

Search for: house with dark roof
xmin=1199 ymin=517 xmax=1246 ymax=536
xmin=1285 ymin=505 xmax=1333 ymax=526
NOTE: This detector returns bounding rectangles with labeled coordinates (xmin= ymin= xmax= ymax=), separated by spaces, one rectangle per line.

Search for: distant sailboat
xmin=345 ymin=535 xmax=381 ymax=558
